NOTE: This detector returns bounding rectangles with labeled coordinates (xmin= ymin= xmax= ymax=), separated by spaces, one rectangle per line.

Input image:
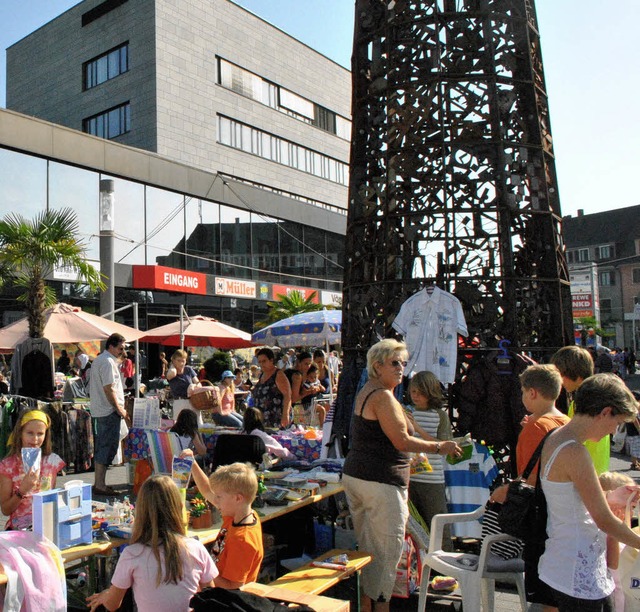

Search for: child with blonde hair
xmin=87 ymin=475 xmax=217 ymax=611
xmin=182 ymin=453 xmax=264 ymax=588
xmin=0 ymin=410 xmax=65 ymax=530
xmin=599 ymin=471 xmax=640 ymax=612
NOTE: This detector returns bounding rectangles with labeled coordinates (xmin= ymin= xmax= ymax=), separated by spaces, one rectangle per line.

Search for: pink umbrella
xmin=139 ymin=315 xmax=255 ymax=349
xmin=0 ymin=303 xmax=145 ymax=350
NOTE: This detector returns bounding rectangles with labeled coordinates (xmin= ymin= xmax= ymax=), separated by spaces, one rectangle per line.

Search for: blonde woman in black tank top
xmin=342 ymin=339 xmax=461 ymax=612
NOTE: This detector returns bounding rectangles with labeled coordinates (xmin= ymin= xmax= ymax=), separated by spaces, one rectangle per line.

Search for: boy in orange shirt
xmin=183 ymin=454 xmax=264 ymax=588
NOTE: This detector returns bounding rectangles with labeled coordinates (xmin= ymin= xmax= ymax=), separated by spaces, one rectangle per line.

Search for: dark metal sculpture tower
xmin=336 ymin=0 xmax=573 ymax=435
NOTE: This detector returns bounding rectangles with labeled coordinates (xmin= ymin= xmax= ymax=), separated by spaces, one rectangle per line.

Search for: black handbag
xmin=497 ymin=429 xmax=555 ymax=539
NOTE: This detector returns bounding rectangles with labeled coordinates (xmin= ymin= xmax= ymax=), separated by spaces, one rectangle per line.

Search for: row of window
xmin=567 ymin=244 xmax=614 ymax=263
xmin=84 ymin=43 xmax=129 ymax=90
xmin=218 ymin=116 xmax=349 ymax=186
xmin=217 ymin=57 xmax=351 ymax=141
xmin=83 ymin=102 xmax=130 ymax=139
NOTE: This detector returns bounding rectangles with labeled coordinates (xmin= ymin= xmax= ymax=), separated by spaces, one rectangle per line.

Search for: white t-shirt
xmin=89 ymin=350 xmax=124 ymax=417
xmin=392 ymin=287 xmax=467 ymax=384
xmin=111 ymin=537 xmax=217 ymax=612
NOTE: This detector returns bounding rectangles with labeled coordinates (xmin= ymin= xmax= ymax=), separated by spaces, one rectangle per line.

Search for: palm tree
xmin=256 ymin=290 xmax=323 ymax=328
xmin=0 ymin=208 xmax=105 ymax=337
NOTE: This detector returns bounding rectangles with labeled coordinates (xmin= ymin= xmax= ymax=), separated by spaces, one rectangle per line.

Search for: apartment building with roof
xmin=564 ymin=205 xmax=640 ymax=349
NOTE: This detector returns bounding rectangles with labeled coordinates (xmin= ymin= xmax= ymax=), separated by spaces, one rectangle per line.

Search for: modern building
xmin=1 ymin=0 xmax=351 ymax=364
xmin=6 ymin=0 xmax=351 ymax=215
xmin=564 ymin=205 xmax=640 ymax=349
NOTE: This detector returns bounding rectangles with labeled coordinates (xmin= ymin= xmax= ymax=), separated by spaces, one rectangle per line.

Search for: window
xmin=599 ymin=271 xmax=615 ymax=286
xmin=577 ymin=248 xmax=589 ymax=262
xmin=633 ymin=269 xmax=640 ymax=284
xmin=217 ymin=116 xmax=348 ymax=186
xmin=566 ymin=251 xmax=575 ymax=263
xmin=83 ymin=102 xmax=130 ymax=139
xmin=84 ymin=43 xmax=129 ymax=90
xmin=594 ymin=244 xmax=613 ymax=260
xmin=600 ymin=298 xmax=612 ymax=313
xmin=216 ymin=57 xmax=351 ymax=140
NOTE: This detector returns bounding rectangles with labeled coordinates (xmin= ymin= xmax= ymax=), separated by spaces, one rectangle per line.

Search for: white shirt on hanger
xmin=392 ymin=286 xmax=468 ymax=384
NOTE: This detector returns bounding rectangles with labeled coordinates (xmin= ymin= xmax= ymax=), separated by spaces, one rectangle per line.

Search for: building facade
xmin=564 ymin=205 xmax=640 ymax=349
xmin=2 ymin=0 xmax=351 ymax=349
xmin=6 ymin=0 xmax=351 ymax=213
xmin=0 ymin=108 xmax=346 ymax=347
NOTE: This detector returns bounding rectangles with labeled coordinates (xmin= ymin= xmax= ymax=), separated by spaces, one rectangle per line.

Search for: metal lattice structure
xmin=335 ymin=0 xmax=573 ymax=435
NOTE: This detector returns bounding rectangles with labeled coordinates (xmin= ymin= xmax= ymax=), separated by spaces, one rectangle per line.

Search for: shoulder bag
xmin=497 ymin=429 xmax=555 ymax=539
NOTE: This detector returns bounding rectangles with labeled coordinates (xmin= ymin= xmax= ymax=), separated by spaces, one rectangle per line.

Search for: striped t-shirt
xmin=410 ymin=409 xmax=445 ymax=484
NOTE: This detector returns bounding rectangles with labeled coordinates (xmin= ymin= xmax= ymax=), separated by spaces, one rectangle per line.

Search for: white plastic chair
xmin=418 ymin=506 xmax=527 ymax=612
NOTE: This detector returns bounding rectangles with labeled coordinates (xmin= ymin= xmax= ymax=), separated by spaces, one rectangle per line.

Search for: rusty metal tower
xmin=335 ymin=0 xmax=573 ymax=435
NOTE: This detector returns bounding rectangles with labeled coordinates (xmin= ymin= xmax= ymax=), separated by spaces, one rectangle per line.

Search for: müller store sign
xmin=132 ymin=266 xmax=207 ymax=295
xmin=132 ymin=265 xmax=338 ymax=304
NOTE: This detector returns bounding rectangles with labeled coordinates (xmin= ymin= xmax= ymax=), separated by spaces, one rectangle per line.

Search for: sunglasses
xmin=390 ymin=360 xmax=408 ymax=368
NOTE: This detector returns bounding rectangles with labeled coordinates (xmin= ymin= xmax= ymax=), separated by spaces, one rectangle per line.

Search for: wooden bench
xmin=269 ymin=548 xmax=372 ymax=611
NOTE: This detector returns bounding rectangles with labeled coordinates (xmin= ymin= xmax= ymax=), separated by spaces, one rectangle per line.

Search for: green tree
xmin=0 ymin=208 xmax=105 ymax=338
xmin=256 ymin=290 xmax=324 ymax=328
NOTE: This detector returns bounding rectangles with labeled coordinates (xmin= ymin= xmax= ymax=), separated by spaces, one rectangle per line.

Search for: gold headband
xmin=8 ymin=410 xmax=51 ymax=447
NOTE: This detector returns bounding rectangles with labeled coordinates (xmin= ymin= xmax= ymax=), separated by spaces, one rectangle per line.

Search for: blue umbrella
xmin=252 ymin=309 xmax=342 ymax=348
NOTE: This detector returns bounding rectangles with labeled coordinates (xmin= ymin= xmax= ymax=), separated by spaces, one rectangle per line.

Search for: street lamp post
xmin=99 ymin=179 xmax=115 ymax=321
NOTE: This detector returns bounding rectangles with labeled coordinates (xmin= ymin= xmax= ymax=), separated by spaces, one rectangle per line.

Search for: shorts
xmin=93 ymin=412 xmax=122 ymax=465
xmin=342 ymin=473 xmax=408 ymax=602
xmin=550 ymin=586 xmax=614 ymax=612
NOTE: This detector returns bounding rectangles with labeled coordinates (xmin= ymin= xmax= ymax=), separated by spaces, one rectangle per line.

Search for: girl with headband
xmin=0 ymin=410 xmax=65 ymax=530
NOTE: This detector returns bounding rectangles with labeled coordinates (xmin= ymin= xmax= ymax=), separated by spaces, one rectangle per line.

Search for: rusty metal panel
xmin=336 ymin=0 xmax=573 ymax=438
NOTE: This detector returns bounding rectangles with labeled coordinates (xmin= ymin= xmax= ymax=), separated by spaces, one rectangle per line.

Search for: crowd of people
xmin=3 ymin=333 xmax=640 ymax=612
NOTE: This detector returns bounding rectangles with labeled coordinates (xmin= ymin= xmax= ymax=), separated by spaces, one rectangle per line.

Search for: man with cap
xmin=215 ymin=370 xmax=244 ymax=427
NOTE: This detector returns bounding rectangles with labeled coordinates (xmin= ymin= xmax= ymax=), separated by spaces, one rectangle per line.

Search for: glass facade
xmin=0 ymin=146 xmax=344 ymax=330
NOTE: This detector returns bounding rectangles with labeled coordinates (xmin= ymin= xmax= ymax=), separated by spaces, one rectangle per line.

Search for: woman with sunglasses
xmin=342 ymin=339 xmax=461 ymax=612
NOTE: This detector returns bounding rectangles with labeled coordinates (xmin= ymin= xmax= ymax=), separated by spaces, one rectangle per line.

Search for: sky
xmin=1 ymin=0 xmax=638 ymax=219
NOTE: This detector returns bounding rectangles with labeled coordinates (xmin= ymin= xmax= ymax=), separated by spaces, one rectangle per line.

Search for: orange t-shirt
xmin=516 ymin=413 xmax=570 ymax=482
xmin=210 ymin=513 xmax=263 ymax=585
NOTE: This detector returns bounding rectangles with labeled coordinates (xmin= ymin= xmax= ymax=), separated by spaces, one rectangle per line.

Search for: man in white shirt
xmin=89 ymin=333 xmax=129 ymax=496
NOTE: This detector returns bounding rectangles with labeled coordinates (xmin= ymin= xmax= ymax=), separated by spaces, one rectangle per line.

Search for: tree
xmin=0 ymin=208 xmax=105 ymax=338
xmin=256 ymin=290 xmax=323 ymax=328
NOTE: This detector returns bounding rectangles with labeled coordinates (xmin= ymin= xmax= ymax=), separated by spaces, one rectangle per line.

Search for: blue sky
xmin=1 ymin=0 xmax=638 ymax=219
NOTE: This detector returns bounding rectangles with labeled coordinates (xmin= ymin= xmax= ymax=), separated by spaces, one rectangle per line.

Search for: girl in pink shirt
xmin=87 ymin=476 xmax=217 ymax=612
xmin=0 ymin=410 xmax=65 ymax=530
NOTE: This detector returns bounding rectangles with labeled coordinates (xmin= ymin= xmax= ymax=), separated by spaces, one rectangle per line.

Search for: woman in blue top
xmin=166 ymin=349 xmax=198 ymax=399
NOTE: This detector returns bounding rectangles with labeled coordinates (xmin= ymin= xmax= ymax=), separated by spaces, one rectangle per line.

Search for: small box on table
xmin=33 ymin=483 xmax=93 ymax=549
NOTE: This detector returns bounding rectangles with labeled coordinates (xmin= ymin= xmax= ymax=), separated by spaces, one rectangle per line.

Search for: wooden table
xmin=188 ymin=481 xmax=345 ymax=545
xmin=269 ymin=548 xmax=372 ymax=595
xmin=242 ymin=581 xmax=349 ymax=612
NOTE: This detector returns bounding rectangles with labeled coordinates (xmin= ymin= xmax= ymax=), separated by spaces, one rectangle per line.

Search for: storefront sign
xmin=214 ymin=277 xmax=256 ymax=299
xmin=572 ymin=293 xmax=593 ymax=318
xmin=272 ymin=284 xmax=320 ymax=303
xmin=132 ymin=266 xmax=206 ymax=295
xmin=321 ymin=291 xmax=342 ymax=307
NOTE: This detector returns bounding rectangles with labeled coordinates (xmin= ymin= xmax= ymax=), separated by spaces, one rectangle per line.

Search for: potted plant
xmin=189 ymin=493 xmax=213 ymax=529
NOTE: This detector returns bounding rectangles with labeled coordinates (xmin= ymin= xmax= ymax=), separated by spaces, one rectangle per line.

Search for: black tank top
xmin=343 ymin=388 xmax=410 ymax=488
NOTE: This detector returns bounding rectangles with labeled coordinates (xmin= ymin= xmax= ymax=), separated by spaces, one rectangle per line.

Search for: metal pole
xmin=99 ymin=179 xmax=115 ymax=321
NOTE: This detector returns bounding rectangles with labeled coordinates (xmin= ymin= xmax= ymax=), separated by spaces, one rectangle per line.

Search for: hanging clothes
xmin=392 ymin=286 xmax=468 ymax=384
xmin=443 ymin=441 xmax=498 ymax=538
xmin=11 ymin=337 xmax=55 ymax=399
xmin=453 ymin=350 xmax=536 ymax=448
